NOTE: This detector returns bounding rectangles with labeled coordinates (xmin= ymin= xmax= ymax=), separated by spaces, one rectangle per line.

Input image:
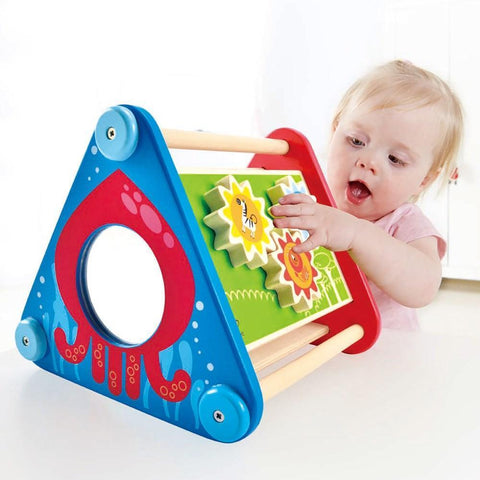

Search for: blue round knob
xmin=198 ymin=384 xmax=250 ymax=443
xmin=95 ymin=106 xmax=138 ymax=161
xmin=15 ymin=317 xmax=48 ymax=361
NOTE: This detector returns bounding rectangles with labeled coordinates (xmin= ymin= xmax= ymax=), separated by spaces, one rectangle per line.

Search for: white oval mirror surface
xmin=85 ymin=225 xmax=165 ymax=345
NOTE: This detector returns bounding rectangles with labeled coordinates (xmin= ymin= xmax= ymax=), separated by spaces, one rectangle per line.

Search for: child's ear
xmin=418 ymin=167 xmax=441 ymax=193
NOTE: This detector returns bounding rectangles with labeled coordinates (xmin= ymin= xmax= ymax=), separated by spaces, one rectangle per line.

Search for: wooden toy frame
xmin=16 ymin=105 xmax=380 ymax=443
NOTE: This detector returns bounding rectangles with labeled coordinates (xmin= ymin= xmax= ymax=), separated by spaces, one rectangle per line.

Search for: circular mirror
xmin=84 ymin=225 xmax=165 ymax=345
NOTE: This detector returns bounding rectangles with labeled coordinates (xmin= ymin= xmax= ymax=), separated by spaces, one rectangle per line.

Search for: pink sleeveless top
xmin=368 ymin=203 xmax=446 ymax=330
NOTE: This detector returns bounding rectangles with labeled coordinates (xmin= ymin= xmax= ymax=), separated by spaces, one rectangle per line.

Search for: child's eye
xmin=349 ymin=136 xmax=365 ymax=147
xmin=388 ymin=154 xmax=406 ymax=166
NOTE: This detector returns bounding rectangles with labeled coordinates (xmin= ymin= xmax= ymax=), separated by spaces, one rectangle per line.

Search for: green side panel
xmin=180 ymin=170 xmax=352 ymax=347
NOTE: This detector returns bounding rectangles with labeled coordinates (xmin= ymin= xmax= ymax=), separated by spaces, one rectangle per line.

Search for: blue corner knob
xmin=95 ymin=106 xmax=138 ymax=161
xmin=15 ymin=317 xmax=48 ymax=361
xmin=198 ymin=384 xmax=250 ymax=443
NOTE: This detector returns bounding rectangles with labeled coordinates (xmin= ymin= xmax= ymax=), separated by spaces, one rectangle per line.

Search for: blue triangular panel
xmin=17 ymin=105 xmax=263 ymax=443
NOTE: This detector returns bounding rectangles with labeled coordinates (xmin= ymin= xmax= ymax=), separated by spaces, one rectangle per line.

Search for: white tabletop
xmin=2 ymin=329 xmax=480 ymax=480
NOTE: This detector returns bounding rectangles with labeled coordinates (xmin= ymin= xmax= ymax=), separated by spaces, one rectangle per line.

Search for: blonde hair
xmin=331 ymin=60 xmax=463 ymax=190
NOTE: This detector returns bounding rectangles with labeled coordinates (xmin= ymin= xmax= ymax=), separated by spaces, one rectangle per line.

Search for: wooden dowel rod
xmin=249 ymin=323 xmax=329 ymax=372
xmin=162 ymin=128 xmax=290 ymax=155
xmin=259 ymin=324 xmax=364 ymax=402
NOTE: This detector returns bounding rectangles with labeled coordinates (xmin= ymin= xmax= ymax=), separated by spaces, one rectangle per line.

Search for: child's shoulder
xmin=374 ymin=202 xmax=425 ymax=230
xmin=375 ymin=203 xmax=446 ymax=257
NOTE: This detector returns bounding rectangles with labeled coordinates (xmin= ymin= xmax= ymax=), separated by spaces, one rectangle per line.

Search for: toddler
xmin=271 ymin=60 xmax=463 ymax=329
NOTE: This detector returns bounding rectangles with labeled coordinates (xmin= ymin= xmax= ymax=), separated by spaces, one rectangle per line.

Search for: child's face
xmin=326 ymin=100 xmax=440 ymax=221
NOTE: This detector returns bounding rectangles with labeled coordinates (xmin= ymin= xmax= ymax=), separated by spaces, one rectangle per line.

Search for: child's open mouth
xmin=346 ymin=181 xmax=371 ymax=205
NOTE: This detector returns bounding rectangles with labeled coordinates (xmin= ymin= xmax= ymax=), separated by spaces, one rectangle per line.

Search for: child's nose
xmin=355 ymin=156 xmax=378 ymax=174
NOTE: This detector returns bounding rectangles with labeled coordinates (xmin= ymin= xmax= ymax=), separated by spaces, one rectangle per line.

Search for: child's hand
xmin=270 ymin=193 xmax=362 ymax=253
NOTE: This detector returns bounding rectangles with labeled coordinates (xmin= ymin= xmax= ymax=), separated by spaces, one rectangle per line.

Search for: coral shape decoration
xmin=264 ymin=230 xmax=320 ymax=312
xmin=54 ymin=170 xmax=194 ymax=402
xmin=203 ymin=175 xmax=275 ymax=269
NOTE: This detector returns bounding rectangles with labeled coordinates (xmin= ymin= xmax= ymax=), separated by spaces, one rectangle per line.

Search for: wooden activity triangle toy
xmin=16 ymin=105 xmax=380 ymax=442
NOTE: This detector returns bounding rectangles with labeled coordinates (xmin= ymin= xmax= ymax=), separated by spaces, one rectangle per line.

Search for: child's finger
xmin=291 ymin=238 xmax=316 ymax=253
xmin=270 ymin=203 xmax=316 ymax=218
xmin=292 ymin=233 xmax=325 ymax=253
xmin=278 ymin=193 xmax=316 ymax=205
xmin=273 ymin=215 xmax=317 ymax=230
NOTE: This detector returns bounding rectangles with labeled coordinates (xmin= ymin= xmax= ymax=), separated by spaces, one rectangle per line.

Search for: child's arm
xmin=271 ymin=193 xmax=442 ymax=308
